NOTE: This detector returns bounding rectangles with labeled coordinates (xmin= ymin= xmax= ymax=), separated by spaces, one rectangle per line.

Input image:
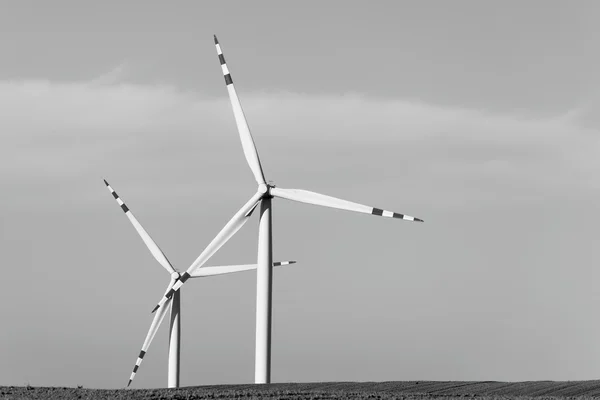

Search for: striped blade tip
xmin=415 ymin=218 xmax=424 ymax=222
xmin=213 ymin=34 xmax=219 ymax=44
xmin=127 ymin=379 xmax=132 ymax=388
xmin=103 ymin=179 xmax=109 ymax=186
xmin=289 ymin=261 xmax=297 ymax=264
xmin=151 ymin=304 xmax=160 ymax=314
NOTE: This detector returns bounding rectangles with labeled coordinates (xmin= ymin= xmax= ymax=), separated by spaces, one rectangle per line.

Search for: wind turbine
xmin=150 ymin=35 xmax=424 ymax=384
xmin=103 ymin=180 xmax=296 ymax=387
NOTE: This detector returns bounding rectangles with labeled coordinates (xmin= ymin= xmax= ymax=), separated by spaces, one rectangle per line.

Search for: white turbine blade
xmin=151 ymin=191 xmax=263 ymax=313
xmin=271 ymin=187 xmax=424 ymax=222
xmin=191 ymin=264 xmax=257 ymax=277
xmin=214 ymin=35 xmax=266 ymax=185
xmin=127 ymin=290 xmax=173 ymax=387
xmin=104 ymin=180 xmax=177 ymax=276
xmin=190 ymin=261 xmax=297 ymax=278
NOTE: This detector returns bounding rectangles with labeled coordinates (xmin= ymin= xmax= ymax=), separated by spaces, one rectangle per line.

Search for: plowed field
xmin=4 ymin=381 xmax=600 ymax=399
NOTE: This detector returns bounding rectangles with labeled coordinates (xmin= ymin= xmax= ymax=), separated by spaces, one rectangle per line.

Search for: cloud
xmin=1 ymin=77 xmax=598 ymax=210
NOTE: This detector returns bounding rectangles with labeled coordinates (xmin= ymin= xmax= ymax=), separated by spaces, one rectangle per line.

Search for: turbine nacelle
xmin=258 ymin=182 xmax=277 ymax=199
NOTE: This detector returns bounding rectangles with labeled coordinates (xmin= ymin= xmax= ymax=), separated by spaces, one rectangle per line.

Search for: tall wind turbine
xmin=103 ymin=180 xmax=296 ymax=387
xmin=150 ymin=35 xmax=424 ymax=384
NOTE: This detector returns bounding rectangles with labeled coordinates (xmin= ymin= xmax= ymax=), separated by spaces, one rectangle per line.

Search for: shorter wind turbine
xmin=103 ymin=180 xmax=296 ymax=388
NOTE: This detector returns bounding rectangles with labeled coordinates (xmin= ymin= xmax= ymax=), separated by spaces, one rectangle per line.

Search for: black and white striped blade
xmin=270 ymin=187 xmax=424 ymax=222
xmin=273 ymin=260 xmax=296 ymax=267
xmin=214 ymin=35 xmax=266 ymax=185
xmin=190 ymin=261 xmax=296 ymax=277
xmin=151 ymin=191 xmax=264 ymax=313
xmin=104 ymin=180 xmax=177 ymax=276
xmin=127 ymin=295 xmax=172 ymax=387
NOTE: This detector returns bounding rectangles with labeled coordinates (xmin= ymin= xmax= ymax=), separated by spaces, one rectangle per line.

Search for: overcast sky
xmin=2 ymin=0 xmax=600 ymax=390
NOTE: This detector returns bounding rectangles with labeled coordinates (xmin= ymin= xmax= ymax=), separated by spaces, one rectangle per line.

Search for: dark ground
xmin=4 ymin=381 xmax=600 ymax=399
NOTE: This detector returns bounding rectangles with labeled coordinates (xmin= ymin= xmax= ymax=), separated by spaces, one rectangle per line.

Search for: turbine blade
xmin=273 ymin=261 xmax=296 ymax=267
xmin=190 ymin=261 xmax=296 ymax=278
xmin=127 ymin=294 xmax=172 ymax=387
xmin=151 ymin=191 xmax=263 ymax=313
xmin=271 ymin=187 xmax=424 ymax=222
xmin=214 ymin=35 xmax=266 ymax=185
xmin=104 ymin=180 xmax=177 ymax=276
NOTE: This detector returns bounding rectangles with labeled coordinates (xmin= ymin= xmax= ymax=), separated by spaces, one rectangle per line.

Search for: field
xmin=4 ymin=381 xmax=600 ymax=400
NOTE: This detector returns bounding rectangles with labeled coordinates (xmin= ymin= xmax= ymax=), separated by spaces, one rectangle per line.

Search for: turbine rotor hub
xmin=258 ymin=183 xmax=269 ymax=195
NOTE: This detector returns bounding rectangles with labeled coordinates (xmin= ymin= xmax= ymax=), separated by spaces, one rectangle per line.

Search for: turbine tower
xmin=104 ymin=180 xmax=296 ymax=387
xmin=150 ymin=35 xmax=424 ymax=385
